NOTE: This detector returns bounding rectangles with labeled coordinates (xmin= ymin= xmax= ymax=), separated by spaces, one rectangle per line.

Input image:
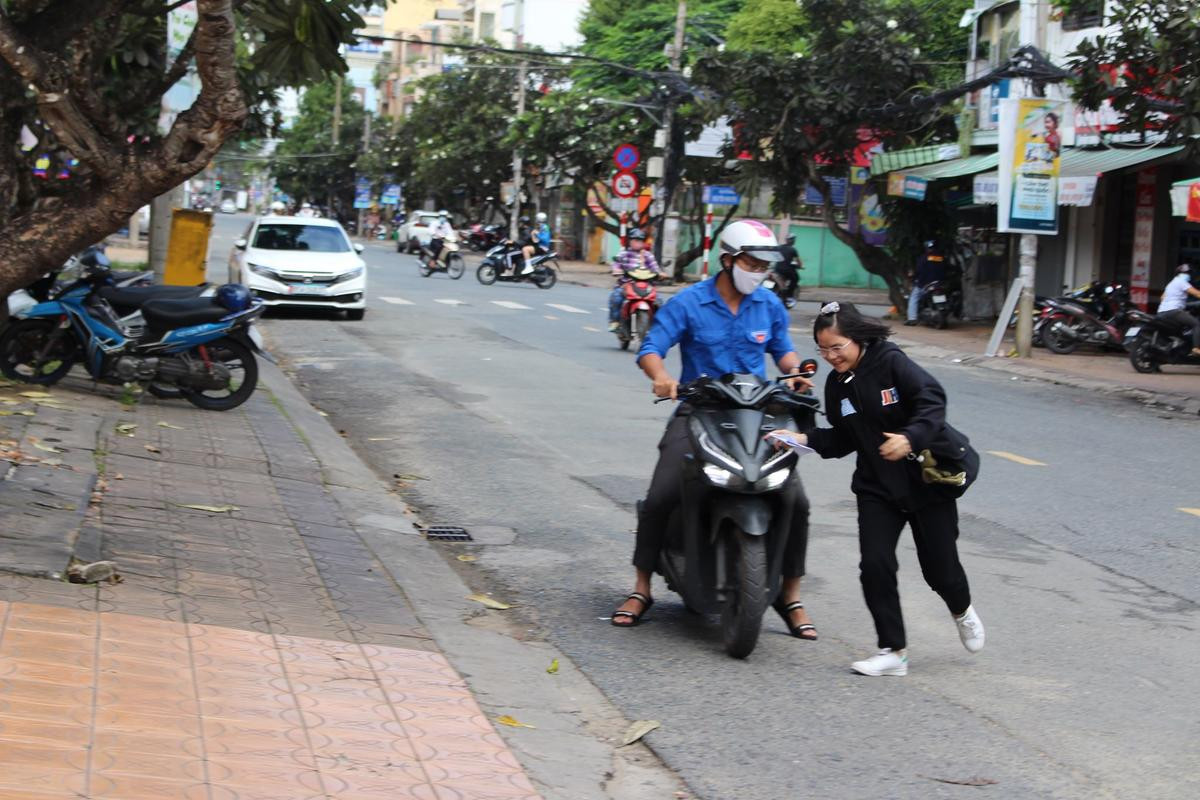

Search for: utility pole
xmin=329 ymin=75 xmax=343 ymax=217
xmin=508 ymin=0 xmax=526 ymax=241
xmin=654 ymin=0 xmax=687 ymax=270
xmin=357 ymin=113 xmax=372 ymax=238
xmin=1014 ymin=0 xmax=1043 ymax=358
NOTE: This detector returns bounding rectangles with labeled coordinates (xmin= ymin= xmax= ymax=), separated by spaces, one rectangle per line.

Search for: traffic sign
xmin=612 ymin=170 xmax=639 ymax=198
xmin=613 ymin=144 xmax=641 ymax=171
xmin=702 ymin=185 xmax=741 ymax=206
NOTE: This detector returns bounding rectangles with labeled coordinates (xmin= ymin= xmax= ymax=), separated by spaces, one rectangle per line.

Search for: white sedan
xmin=229 ymin=216 xmax=367 ymax=320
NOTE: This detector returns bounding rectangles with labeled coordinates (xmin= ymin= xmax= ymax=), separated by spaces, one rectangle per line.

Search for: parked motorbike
xmin=1125 ymin=300 xmax=1200 ymax=373
xmin=1040 ymin=282 xmax=1140 ymax=355
xmin=476 ymin=241 xmax=559 ymax=290
xmin=916 ymin=278 xmax=962 ymax=329
xmin=0 ymin=261 xmax=266 ymax=411
xmin=464 ymin=223 xmax=504 ymax=252
xmin=651 ymin=364 xmax=820 ymax=659
xmin=417 ymin=234 xmax=465 ymax=280
xmin=614 ymin=268 xmax=660 ymax=351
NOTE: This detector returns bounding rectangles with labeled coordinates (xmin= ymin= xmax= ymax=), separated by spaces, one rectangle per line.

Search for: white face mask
xmin=731 ymin=264 xmax=768 ymax=295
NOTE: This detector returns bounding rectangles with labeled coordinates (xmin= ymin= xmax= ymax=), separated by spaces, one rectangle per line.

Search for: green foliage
xmin=1067 ymin=0 xmax=1200 ymax=144
xmin=724 ymin=0 xmax=807 ymax=54
xmin=270 ymin=82 xmax=366 ymax=209
xmin=241 ymin=0 xmax=364 ymax=87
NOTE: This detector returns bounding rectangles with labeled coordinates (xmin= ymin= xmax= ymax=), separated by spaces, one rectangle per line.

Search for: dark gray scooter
xmin=653 ymin=366 xmax=820 ymax=659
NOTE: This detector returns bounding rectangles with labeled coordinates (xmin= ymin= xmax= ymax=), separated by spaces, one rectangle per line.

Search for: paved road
xmin=210 ymin=213 xmax=1200 ymax=800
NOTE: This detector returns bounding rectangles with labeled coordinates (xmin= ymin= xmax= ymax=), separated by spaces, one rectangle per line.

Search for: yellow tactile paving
xmin=0 ymin=600 xmax=541 ymax=800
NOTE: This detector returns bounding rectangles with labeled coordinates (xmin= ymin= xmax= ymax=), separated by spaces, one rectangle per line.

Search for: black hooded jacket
xmin=806 ymin=340 xmax=977 ymax=511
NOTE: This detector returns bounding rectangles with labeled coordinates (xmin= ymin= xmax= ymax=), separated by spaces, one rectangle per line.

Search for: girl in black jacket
xmin=774 ymin=302 xmax=985 ymax=676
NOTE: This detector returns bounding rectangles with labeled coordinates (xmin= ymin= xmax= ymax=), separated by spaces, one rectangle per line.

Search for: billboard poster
xmin=1129 ymin=169 xmax=1156 ymax=310
xmin=998 ymin=97 xmax=1065 ymax=235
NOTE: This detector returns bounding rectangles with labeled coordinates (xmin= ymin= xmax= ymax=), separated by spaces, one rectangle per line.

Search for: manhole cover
xmin=423 ymin=526 xmax=472 ymax=542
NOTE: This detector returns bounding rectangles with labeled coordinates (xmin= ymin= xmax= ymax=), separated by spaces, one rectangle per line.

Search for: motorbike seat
xmin=99 ymin=285 xmax=205 ymax=313
xmin=140 ymin=297 xmax=229 ymax=329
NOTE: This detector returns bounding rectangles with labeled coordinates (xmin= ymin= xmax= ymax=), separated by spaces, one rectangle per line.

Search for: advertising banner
xmin=1129 ymin=169 xmax=1156 ymax=310
xmin=998 ymin=97 xmax=1066 ymax=234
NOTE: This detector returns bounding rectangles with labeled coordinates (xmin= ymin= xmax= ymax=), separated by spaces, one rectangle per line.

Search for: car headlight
xmin=760 ymin=468 xmax=791 ymax=490
xmin=334 ymin=265 xmax=365 ymax=283
xmin=702 ymin=464 xmax=736 ymax=487
xmin=247 ymin=263 xmax=279 ymax=280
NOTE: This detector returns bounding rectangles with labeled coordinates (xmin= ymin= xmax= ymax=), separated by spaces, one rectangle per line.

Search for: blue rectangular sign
xmin=381 ymin=184 xmax=402 ymax=205
xmin=702 ymin=185 xmax=741 ymax=206
xmin=803 ymin=178 xmax=848 ymax=208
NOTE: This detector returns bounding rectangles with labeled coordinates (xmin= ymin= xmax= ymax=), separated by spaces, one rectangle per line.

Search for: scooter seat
xmin=99 ymin=285 xmax=205 ymax=314
xmin=140 ymin=297 xmax=229 ymax=329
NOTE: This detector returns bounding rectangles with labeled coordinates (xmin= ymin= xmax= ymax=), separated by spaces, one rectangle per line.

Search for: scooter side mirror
xmin=234 ymin=238 xmax=248 ymax=250
xmin=799 ymin=358 xmax=818 ymax=378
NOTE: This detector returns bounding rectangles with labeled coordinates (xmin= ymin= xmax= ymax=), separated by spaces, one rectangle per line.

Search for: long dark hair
xmin=813 ymin=301 xmax=892 ymax=344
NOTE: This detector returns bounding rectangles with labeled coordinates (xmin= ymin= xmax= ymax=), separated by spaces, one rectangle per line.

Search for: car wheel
xmin=346 ymin=309 xmax=366 ymax=321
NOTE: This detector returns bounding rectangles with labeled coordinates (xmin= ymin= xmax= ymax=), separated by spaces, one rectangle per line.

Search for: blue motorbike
xmin=0 ymin=257 xmax=266 ymax=411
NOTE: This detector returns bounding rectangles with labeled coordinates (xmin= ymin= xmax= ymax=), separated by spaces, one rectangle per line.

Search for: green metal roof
xmin=1171 ymin=175 xmax=1200 ymax=188
xmin=870 ymin=144 xmax=962 ymax=176
xmin=901 ymin=152 xmax=999 ymax=180
xmin=1059 ymin=146 xmax=1186 ymax=177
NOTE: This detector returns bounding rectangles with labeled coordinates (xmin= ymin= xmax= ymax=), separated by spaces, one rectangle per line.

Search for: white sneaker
xmin=851 ymin=648 xmax=908 ymax=676
xmin=954 ymin=605 xmax=985 ymax=653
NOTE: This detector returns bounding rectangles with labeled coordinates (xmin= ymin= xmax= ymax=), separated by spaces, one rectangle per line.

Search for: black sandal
xmin=611 ymin=592 xmax=654 ymax=627
xmin=774 ymin=600 xmax=818 ymax=640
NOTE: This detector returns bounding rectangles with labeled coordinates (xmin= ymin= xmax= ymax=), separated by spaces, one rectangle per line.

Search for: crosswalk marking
xmin=435 ymin=298 xmax=468 ymax=306
xmin=379 ymin=296 xmax=415 ymax=305
xmin=491 ymin=300 xmax=532 ymax=310
xmin=546 ymin=303 xmax=590 ymax=315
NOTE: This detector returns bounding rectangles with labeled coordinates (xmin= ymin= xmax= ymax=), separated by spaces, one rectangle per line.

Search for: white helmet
xmin=438 ymin=209 xmax=449 ymax=217
xmin=535 ymin=212 xmax=547 ymax=223
xmin=719 ymin=219 xmax=786 ymax=263
xmin=301 ymin=202 xmax=311 ymax=208
xmin=270 ymin=200 xmax=285 ymax=213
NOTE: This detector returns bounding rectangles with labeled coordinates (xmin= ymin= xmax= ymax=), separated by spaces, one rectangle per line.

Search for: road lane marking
xmin=583 ymin=326 xmax=602 ymax=333
xmin=379 ymin=296 xmax=415 ymax=305
xmin=435 ymin=298 xmax=468 ymax=306
xmin=544 ymin=315 xmax=559 ymax=320
xmin=491 ymin=300 xmax=532 ymax=310
xmin=1179 ymin=508 xmax=1200 ymax=518
xmin=987 ymin=450 xmax=1047 ymax=467
xmin=546 ymin=303 xmax=589 ymax=314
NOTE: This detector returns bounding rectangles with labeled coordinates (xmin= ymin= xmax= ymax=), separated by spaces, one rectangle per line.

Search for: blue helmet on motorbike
xmin=216 ymin=283 xmax=252 ymax=312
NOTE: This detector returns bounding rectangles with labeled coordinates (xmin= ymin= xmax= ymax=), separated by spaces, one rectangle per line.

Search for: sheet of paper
xmin=766 ymin=431 xmax=816 ymax=456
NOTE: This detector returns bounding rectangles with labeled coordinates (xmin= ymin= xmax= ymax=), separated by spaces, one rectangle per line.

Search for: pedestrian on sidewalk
xmin=906 ymin=240 xmax=945 ymax=325
xmin=611 ymin=220 xmax=818 ymax=640
xmin=1157 ymin=263 xmax=1200 ymax=357
xmin=608 ymin=228 xmax=662 ymax=331
xmin=769 ymin=301 xmax=984 ymax=676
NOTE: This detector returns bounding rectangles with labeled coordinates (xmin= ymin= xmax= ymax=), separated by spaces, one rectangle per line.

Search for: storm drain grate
xmin=423 ymin=526 xmax=473 ymax=542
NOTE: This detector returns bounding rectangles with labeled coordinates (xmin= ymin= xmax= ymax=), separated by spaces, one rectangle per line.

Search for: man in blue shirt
xmin=611 ymin=220 xmax=818 ymax=641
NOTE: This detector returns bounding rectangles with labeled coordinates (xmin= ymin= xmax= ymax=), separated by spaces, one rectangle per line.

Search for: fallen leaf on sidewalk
xmin=921 ymin=776 xmax=998 ymax=787
xmin=30 ymin=441 xmax=63 ymax=453
xmin=18 ymin=391 xmax=52 ymax=398
xmin=156 ymin=421 xmax=184 ymax=429
xmin=0 ymin=410 xmax=34 ymax=416
xmin=546 ymin=659 xmax=559 ymax=675
xmin=367 ymin=437 xmax=394 ymax=441
xmin=67 ymin=560 xmax=121 ymax=584
xmin=456 ymin=554 xmax=478 ymax=563
xmin=34 ymin=500 xmax=76 ymax=511
xmin=620 ymin=720 xmax=661 ymax=747
xmin=115 ymin=423 xmax=137 ymax=436
xmin=467 ymin=594 xmax=512 ymax=610
xmin=144 ymin=444 xmax=161 ymax=454
xmin=495 ymin=715 xmax=536 ymax=729
xmin=174 ymin=503 xmax=239 ymax=513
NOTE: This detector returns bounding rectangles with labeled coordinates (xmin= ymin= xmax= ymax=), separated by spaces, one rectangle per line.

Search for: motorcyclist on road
xmin=519 ymin=212 xmax=552 ymax=276
xmin=772 ymin=234 xmax=803 ymax=305
xmin=607 ymin=228 xmax=662 ymax=332
xmin=428 ymin=210 xmax=454 ymax=264
xmin=1157 ymin=263 xmax=1200 ymax=357
xmin=906 ymin=240 xmax=946 ymax=325
xmin=611 ymin=219 xmax=818 ymax=640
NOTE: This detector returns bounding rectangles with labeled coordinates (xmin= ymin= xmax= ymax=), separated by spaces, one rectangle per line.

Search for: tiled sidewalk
xmin=0 ymin=379 xmax=541 ymax=800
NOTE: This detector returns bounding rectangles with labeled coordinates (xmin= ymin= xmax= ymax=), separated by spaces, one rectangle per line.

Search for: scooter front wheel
xmin=477 ymin=262 xmax=498 ymax=285
xmin=721 ymin=527 xmax=769 ymax=659
xmin=417 ymin=258 xmax=433 ymax=277
xmin=447 ymin=254 xmax=465 ymax=279
xmin=631 ymin=309 xmax=650 ymax=351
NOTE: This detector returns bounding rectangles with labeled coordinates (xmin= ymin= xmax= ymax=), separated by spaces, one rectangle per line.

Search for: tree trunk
xmin=814 ymin=181 xmax=908 ymax=312
xmin=0 ymin=0 xmax=247 ymax=297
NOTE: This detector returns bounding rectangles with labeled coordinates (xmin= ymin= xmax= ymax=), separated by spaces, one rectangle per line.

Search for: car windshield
xmin=252 ymin=224 xmax=349 ymax=253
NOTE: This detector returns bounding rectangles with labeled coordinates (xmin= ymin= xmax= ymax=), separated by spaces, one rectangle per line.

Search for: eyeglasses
xmin=735 ymin=256 xmax=771 ymax=273
xmin=817 ymin=341 xmax=854 ymax=357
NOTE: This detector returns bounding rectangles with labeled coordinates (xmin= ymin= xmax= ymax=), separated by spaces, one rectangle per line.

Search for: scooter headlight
xmin=760 ymin=468 xmax=791 ymax=490
xmin=696 ymin=431 xmax=742 ymax=474
xmin=702 ymin=464 xmax=736 ymax=487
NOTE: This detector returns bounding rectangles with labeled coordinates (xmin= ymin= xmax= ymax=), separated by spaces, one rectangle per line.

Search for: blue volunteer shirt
xmin=637 ymin=277 xmax=795 ymax=382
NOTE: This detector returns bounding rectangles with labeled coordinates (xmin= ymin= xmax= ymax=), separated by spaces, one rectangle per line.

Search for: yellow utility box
xmin=163 ymin=208 xmax=213 ymax=286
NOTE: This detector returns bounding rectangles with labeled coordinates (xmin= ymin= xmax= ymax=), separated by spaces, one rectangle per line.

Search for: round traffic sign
xmin=613 ymin=144 xmax=641 ymax=171
xmin=612 ymin=170 xmax=640 ymax=198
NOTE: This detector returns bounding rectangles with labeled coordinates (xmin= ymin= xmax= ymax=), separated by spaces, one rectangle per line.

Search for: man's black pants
xmin=857 ymin=495 xmax=971 ymax=651
xmin=633 ymin=414 xmax=810 ymax=578
xmin=1158 ymin=310 xmax=1200 ymax=348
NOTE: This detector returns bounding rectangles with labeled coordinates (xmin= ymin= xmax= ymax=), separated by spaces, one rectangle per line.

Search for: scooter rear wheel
xmin=721 ymin=527 xmax=768 ymax=659
xmin=1129 ymin=338 xmax=1160 ymax=374
xmin=179 ymin=337 xmax=258 ymax=411
xmin=1043 ymin=319 xmax=1080 ymax=354
xmin=0 ymin=319 xmax=78 ymax=385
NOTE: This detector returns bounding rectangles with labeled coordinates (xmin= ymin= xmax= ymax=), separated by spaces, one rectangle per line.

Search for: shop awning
xmin=870 ymin=143 xmax=963 ymax=176
xmin=959 ymin=0 xmax=1017 ymax=28
xmin=899 ymin=152 xmax=1000 ymax=180
xmin=1058 ymin=145 xmax=1186 ymax=177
